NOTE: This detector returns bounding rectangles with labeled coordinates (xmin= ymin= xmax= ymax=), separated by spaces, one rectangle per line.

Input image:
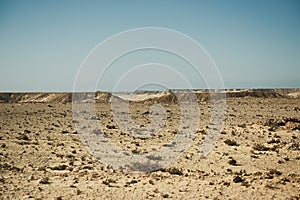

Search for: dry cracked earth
xmin=0 ymin=94 xmax=300 ymax=199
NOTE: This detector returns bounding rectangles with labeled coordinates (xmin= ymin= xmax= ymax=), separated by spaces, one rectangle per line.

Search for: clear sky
xmin=0 ymin=0 xmax=299 ymax=92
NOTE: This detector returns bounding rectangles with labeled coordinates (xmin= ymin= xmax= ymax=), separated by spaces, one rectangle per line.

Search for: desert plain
xmin=0 ymin=89 xmax=300 ymax=199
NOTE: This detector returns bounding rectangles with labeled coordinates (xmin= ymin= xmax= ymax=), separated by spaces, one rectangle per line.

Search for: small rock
xmin=76 ymin=189 xmax=82 ymax=195
xmin=228 ymin=158 xmax=238 ymax=166
xmin=153 ymin=188 xmax=159 ymax=193
xmin=102 ymin=178 xmax=116 ymax=185
xmin=17 ymin=134 xmax=29 ymax=141
xmin=106 ymin=125 xmax=116 ymax=129
xmin=278 ymin=159 xmax=285 ymax=164
xmin=224 ymin=139 xmax=238 ymax=146
xmin=284 ymin=157 xmax=289 ymax=161
xmin=238 ymin=123 xmax=246 ymax=128
xmin=185 ymin=154 xmax=192 ymax=159
xmin=39 ymin=177 xmax=50 ymax=184
xmin=267 ymin=138 xmax=280 ymax=144
xmin=223 ymin=181 xmax=230 ymax=186
xmin=241 ymin=181 xmax=251 ymax=187
xmin=233 ymin=176 xmax=244 ymax=183
xmin=131 ymin=149 xmax=140 ymax=154
xmin=143 ymin=111 xmax=150 ymax=115
xmin=165 ymin=167 xmax=183 ymax=175
xmin=281 ymin=177 xmax=291 ymax=183
xmin=90 ymin=116 xmax=97 ymax=120
xmin=28 ymin=175 xmax=34 ymax=181
xmin=267 ymin=169 xmax=282 ymax=176
xmin=51 ymin=164 xmax=67 ymax=170
xmin=253 ymin=144 xmax=270 ymax=151
xmin=92 ymin=129 xmax=101 ymax=134
xmin=127 ymin=179 xmax=138 ymax=184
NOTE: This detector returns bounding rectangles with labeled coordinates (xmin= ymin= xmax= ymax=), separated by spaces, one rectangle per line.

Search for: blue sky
xmin=0 ymin=0 xmax=299 ymax=91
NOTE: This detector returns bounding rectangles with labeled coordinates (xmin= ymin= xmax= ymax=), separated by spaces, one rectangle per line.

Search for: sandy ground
xmin=0 ymin=95 xmax=300 ymax=199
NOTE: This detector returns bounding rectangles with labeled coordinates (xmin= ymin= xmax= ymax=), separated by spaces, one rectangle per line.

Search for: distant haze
xmin=0 ymin=0 xmax=299 ymax=92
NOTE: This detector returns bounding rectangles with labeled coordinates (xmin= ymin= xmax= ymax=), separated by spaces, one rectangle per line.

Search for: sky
xmin=0 ymin=0 xmax=299 ymax=92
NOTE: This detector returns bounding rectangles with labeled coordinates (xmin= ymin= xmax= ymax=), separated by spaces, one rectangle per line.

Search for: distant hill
xmin=0 ymin=89 xmax=299 ymax=103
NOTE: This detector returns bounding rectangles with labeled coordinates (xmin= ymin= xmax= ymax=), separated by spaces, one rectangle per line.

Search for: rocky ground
xmin=0 ymin=92 xmax=300 ymax=199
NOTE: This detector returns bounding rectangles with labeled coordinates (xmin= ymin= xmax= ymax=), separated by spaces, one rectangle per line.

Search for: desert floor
xmin=0 ymin=96 xmax=300 ymax=199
